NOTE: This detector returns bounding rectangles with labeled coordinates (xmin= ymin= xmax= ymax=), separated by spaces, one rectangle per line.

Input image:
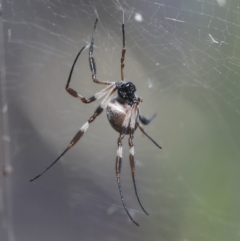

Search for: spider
xmin=30 ymin=18 xmax=161 ymax=226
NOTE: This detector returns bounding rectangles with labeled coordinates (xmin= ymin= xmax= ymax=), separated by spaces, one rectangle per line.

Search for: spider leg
xmin=65 ymin=42 xmax=115 ymax=103
xmin=66 ymin=81 xmax=115 ymax=103
xmin=128 ymin=105 xmax=149 ymax=215
xmin=137 ymin=122 xmax=162 ymax=149
xmin=116 ymin=133 xmax=139 ymax=226
xmin=89 ymin=19 xmax=110 ymax=85
xmin=30 ymin=87 xmax=117 ymax=182
xmin=139 ymin=113 xmax=156 ymax=125
xmin=121 ymin=21 xmax=126 ymax=81
xmin=115 ymin=107 xmax=139 ymax=226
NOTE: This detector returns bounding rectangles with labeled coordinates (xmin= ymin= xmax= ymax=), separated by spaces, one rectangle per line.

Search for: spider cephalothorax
xmin=117 ymin=81 xmax=136 ymax=103
xmin=31 ymin=17 xmax=161 ymax=226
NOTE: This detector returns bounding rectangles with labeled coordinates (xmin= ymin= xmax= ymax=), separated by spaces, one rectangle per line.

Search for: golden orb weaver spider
xmin=30 ymin=18 xmax=161 ymax=226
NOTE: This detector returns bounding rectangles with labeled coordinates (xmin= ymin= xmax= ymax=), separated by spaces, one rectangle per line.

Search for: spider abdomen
xmin=106 ymin=97 xmax=138 ymax=134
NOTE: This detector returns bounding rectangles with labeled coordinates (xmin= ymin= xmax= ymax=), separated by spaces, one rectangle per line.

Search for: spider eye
xmin=118 ymin=82 xmax=136 ymax=100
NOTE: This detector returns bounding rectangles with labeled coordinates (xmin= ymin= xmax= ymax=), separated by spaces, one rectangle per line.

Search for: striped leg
xmin=66 ymin=82 xmax=115 ymax=103
xmin=66 ymin=19 xmax=111 ymax=104
xmin=65 ymin=35 xmax=115 ymax=103
xmin=129 ymin=104 xmax=149 ymax=215
xmin=115 ymin=107 xmax=139 ymax=226
xmin=116 ymin=132 xmax=139 ymax=226
xmin=121 ymin=22 xmax=126 ymax=81
xmin=89 ymin=18 xmax=110 ymax=85
xmin=30 ymin=87 xmax=116 ymax=182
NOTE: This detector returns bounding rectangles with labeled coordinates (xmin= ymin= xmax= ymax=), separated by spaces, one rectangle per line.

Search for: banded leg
xmin=30 ymin=88 xmax=117 ymax=182
xmin=121 ymin=22 xmax=126 ymax=81
xmin=116 ymin=132 xmax=139 ymax=226
xmin=128 ymin=104 xmax=148 ymax=215
xmin=66 ymin=81 xmax=115 ymax=103
xmin=65 ymin=39 xmax=114 ymax=103
xmin=89 ymin=19 xmax=110 ymax=85
xmin=115 ymin=106 xmax=139 ymax=226
xmin=129 ymin=131 xmax=148 ymax=215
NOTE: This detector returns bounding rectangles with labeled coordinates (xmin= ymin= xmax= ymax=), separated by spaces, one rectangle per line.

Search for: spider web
xmin=0 ymin=0 xmax=240 ymax=241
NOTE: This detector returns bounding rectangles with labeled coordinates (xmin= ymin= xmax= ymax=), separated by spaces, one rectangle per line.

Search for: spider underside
xmin=30 ymin=18 xmax=161 ymax=226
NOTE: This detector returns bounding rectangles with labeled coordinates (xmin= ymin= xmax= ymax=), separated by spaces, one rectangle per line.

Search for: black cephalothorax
xmin=117 ymin=81 xmax=136 ymax=104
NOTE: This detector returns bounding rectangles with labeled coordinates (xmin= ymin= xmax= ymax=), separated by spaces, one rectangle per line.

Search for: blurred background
xmin=0 ymin=0 xmax=240 ymax=240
